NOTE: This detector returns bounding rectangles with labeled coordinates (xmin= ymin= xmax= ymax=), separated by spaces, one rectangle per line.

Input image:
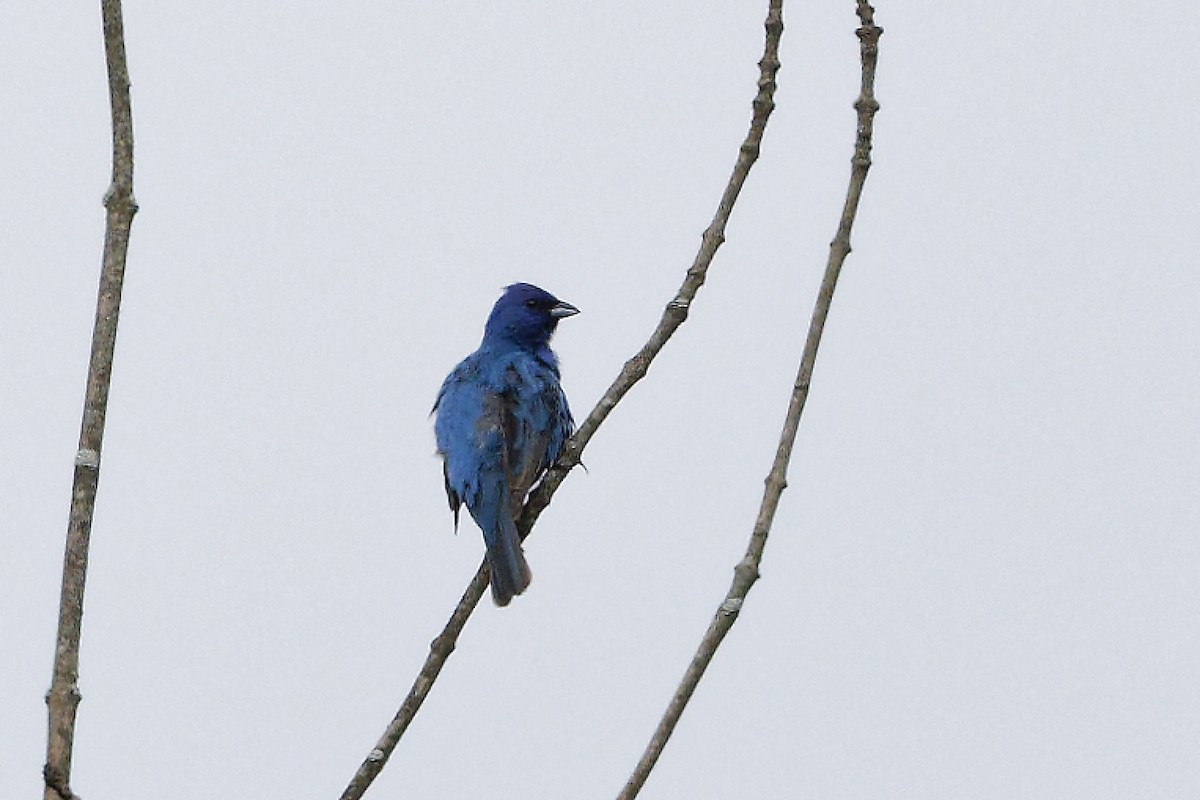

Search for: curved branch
xmin=517 ymin=0 xmax=784 ymax=538
xmin=337 ymin=4 xmax=786 ymax=798
xmin=615 ymin=4 xmax=882 ymax=798
xmin=43 ymin=2 xmax=138 ymax=799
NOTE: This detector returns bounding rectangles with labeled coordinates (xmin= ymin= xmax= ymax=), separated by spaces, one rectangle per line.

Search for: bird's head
xmin=483 ymin=282 xmax=579 ymax=350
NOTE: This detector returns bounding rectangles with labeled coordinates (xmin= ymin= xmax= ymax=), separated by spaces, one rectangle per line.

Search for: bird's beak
xmin=550 ymin=301 xmax=580 ymax=319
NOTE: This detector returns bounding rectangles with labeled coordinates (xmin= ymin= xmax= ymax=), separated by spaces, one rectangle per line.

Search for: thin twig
xmin=43 ymin=2 xmax=138 ymax=799
xmin=616 ymin=4 xmax=882 ymax=798
xmin=517 ymin=0 xmax=784 ymax=538
xmin=337 ymin=5 xmax=786 ymax=798
xmin=337 ymin=570 xmax=488 ymax=800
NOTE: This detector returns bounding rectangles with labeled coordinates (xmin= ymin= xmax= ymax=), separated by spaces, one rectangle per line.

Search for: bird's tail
xmin=486 ymin=513 xmax=532 ymax=607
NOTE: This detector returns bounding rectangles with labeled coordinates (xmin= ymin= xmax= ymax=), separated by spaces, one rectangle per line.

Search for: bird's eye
xmin=525 ymin=299 xmax=540 ymax=309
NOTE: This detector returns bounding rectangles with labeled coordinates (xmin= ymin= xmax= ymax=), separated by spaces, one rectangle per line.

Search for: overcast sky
xmin=4 ymin=2 xmax=1199 ymax=798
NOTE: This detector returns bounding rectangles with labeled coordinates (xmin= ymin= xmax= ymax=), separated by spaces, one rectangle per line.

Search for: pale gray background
xmin=3 ymin=1 xmax=1198 ymax=798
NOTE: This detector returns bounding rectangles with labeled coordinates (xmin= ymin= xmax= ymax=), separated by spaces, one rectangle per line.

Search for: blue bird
xmin=434 ymin=283 xmax=579 ymax=606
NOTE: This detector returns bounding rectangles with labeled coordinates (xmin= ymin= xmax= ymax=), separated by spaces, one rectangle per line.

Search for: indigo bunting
xmin=434 ymin=283 xmax=579 ymax=606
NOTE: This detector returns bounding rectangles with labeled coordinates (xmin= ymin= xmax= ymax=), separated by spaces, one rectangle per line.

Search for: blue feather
xmin=434 ymin=283 xmax=578 ymax=606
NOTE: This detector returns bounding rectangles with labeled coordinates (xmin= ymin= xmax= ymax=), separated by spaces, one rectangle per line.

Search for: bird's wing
xmin=504 ymin=359 xmax=569 ymax=516
xmin=437 ymin=352 xmax=568 ymax=521
xmin=507 ymin=421 xmax=550 ymax=517
xmin=434 ymin=357 xmax=498 ymax=525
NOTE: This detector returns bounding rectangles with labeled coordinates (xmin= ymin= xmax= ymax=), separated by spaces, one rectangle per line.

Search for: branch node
xmin=430 ymin=633 xmax=456 ymax=657
xmin=666 ymin=298 xmax=690 ymax=322
xmin=74 ymin=449 xmax=100 ymax=469
xmin=43 ymin=763 xmax=80 ymax=800
xmin=734 ymin=554 xmax=761 ymax=582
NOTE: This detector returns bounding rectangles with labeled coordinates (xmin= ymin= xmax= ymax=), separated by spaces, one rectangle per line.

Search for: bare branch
xmin=43 ymin=2 xmax=138 ymax=799
xmin=337 ymin=571 xmax=489 ymax=800
xmin=337 ymin=4 xmax=786 ymax=797
xmin=615 ymin=4 xmax=883 ymax=798
xmin=517 ymin=0 xmax=784 ymax=539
